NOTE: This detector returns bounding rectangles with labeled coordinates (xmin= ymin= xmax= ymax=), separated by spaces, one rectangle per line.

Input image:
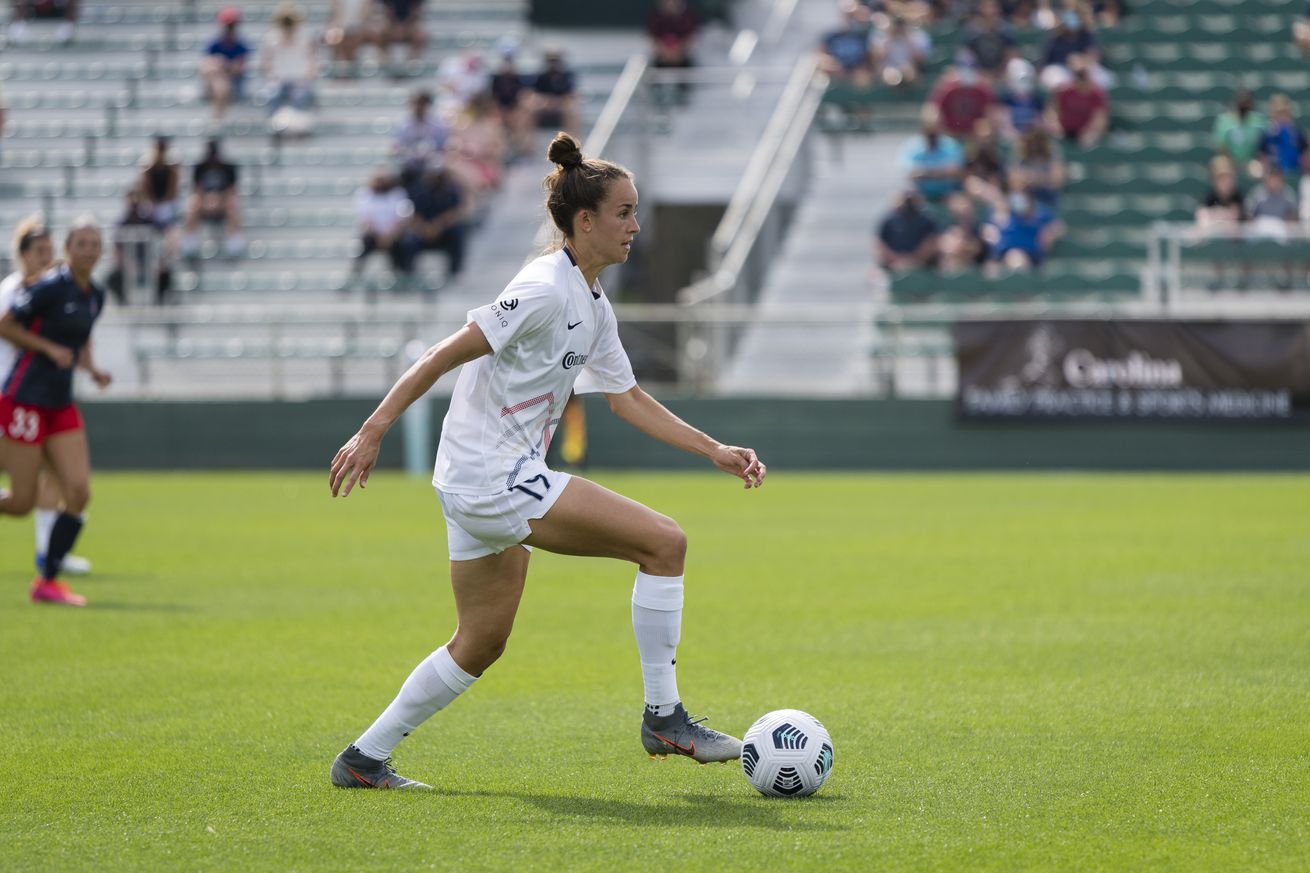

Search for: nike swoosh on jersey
xmin=567 ymin=321 xmax=583 ymax=330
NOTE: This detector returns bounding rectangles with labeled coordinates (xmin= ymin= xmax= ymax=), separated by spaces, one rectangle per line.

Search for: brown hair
xmin=543 ymin=132 xmax=631 ymax=239
xmin=12 ymin=215 xmax=50 ymax=260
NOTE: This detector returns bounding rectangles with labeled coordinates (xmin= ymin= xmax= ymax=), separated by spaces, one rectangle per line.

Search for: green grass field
xmin=3 ymin=471 xmax=1308 ymax=872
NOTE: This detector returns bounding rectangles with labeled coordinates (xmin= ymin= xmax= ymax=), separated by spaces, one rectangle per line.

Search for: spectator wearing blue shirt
xmin=400 ymin=164 xmax=467 ymax=283
xmin=1258 ymin=94 xmax=1309 ymax=184
xmin=201 ymin=6 xmax=251 ymax=122
xmin=899 ymin=112 xmax=965 ymax=202
xmin=818 ymin=0 xmax=875 ymax=90
xmin=1038 ymin=7 xmax=1108 ymax=91
xmin=994 ymin=57 xmax=1045 ymax=141
xmin=983 ymin=186 xmax=1064 ymax=272
xmin=529 ymin=49 xmax=580 ymax=135
xmin=875 ymin=190 xmax=940 ymax=272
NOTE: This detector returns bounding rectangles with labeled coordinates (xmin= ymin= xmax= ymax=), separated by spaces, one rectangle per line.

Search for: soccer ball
xmin=740 ymin=709 xmax=834 ymax=797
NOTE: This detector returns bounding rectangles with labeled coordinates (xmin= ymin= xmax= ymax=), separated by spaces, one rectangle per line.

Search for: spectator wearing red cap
xmin=8 ymin=0 xmax=79 ymax=45
xmin=202 ymin=7 xmax=251 ymax=122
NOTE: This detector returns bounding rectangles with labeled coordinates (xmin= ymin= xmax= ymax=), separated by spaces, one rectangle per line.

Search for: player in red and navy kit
xmin=0 ymin=219 xmax=112 ymax=606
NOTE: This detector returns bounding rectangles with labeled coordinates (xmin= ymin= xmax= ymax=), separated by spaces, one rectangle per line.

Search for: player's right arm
xmin=330 ymin=321 xmax=492 ymax=497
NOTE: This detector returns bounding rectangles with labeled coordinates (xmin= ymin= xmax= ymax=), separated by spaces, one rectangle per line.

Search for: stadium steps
xmin=716 ymin=134 xmax=897 ymax=396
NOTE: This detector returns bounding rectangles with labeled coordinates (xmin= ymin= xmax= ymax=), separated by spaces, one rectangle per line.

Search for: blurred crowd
xmin=1199 ymin=87 xmax=1310 ymax=290
xmin=5 ymin=0 xmax=589 ymax=300
xmin=820 ymin=0 xmax=1122 ymax=279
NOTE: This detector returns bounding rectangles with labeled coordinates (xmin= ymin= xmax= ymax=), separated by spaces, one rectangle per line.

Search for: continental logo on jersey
xmin=561 ymin=351 xmax=589 ymax=370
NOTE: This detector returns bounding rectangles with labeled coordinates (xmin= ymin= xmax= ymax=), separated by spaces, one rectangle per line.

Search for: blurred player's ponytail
xmin=543 ymin=132 xmax=630 ymax=241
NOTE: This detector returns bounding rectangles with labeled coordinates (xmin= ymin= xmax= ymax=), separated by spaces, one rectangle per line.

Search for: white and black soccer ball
xmin=740 ymin=709 xmax=834 ymax=797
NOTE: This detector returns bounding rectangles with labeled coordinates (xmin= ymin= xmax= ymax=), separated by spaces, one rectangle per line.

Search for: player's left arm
xmin=605 ymin=385 xmax=765 ymax=489
xmin=76 ymin=339 xmax=113 ymax=388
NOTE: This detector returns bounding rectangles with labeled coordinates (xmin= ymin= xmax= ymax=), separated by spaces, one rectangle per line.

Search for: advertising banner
xmin=955 ymin=320 xmax=1310 ymax=420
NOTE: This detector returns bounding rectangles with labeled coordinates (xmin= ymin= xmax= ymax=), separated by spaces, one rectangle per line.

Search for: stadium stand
xmin=814 ymin=0 xmax=1309 ymax=306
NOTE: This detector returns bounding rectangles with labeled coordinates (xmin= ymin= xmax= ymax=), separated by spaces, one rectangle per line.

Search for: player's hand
xmin=91 ymin=368 xmax=112 ymax=389
xmin=45 ymin=345 xmax=74 ymax=369
xmin=330 ymin=429 xmax=381 ymax=497
xmin=710 ymin=444 xmax=766 ymax=489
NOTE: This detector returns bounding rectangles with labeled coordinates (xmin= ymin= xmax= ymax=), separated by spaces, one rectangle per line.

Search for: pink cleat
xmin=30 ymin=578 xmax=87 ymax=607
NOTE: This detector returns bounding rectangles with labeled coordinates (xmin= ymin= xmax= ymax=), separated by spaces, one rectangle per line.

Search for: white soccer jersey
xmin=432 ymin=247 xmax=637 ymax=495
xmin=0 ymin=272 xmax=23 ymax=380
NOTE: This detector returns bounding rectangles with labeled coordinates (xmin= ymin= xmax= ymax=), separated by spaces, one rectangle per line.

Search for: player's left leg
xmin=525 ymin=477 xmax=742 ymax=764
xmin=332 ymin=545 xmax=532 ymax=789
xmin=38 ymin=428 xmax=91 ymax=585
xmin=34 ymin=467 xmax=91 ymax=577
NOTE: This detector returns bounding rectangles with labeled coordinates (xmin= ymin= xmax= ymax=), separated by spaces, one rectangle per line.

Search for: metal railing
xmin=1147 ymin=221 xmax=1310 ymax=310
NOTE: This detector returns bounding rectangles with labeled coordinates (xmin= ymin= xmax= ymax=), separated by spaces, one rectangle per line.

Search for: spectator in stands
xmin=963 ymin=118 xmax=1009 ymax=199
xmin=1092 ymin=0 xmax=1124 ymax=28
xmin=378 ymin=0 xmax=426 ymax=64
xmin=1246 ymin=166 xmax=1300 ymax=290
xmin=1038 ymin=5 xmax=1108 ymax=90
xmin=8 ymin=0 xmax=77 ymax=44
xmin=983 ymin=183 xmax=1063 ymax=272
xmin=929 ymin=52 xmax=997 ymax=138
xmin=489 ymin=43 xmax=534 ymax=158
xmin=446 ymin=91 xmax=509 ymax=211
xmin=899 ymin=110 xmax=965 ymax=202
xmin=107 ymin=185 xmax=172 ymax=305
xmin=259 ymin=3 xmax=318 ymax=128
xmin=401 ymin=162 xmax=467 ymax=282
xmin=326 ymin=0 xmax=378 ymax=75
xmin=437 ymin=50 xmax=488 ymax=120
xmin=138 ymin=135 xmax=181 ymax=233
xmin=1213 ymin=90 xmax=1266 ymax=176
xmin=818 ymin=0 xmax=876 ymax=91
xmin=201 ymin=6 xmax=251 ymax=123
xmin=1295 ymin=1 xmax=1310 ymax=58
xmin=1257 ymin=94 xmax=1308 ymax=185
xmin=530 ymin=49 xmax=581 ymax=135
xmin=875 ymin=190 xmax=940 ymax=272
xmin=647 ymin=0 xmax=700 ymax=103
xmin=1047 ymin=53 xmax=1108 ymax=147
xmin=1195 ymin=156 xmax=1247 ymax=290
xmin=961 ymin=0 xmax=1018 ymax=81
xmin=1014 ymin=127 xmax=1064 ymax=206
xmin=182 ymin=139 xmax=243 ymax=259
xmin=392 ymin=89 xmax=450 ymax=170
xmin=0 ymin=82 xmax=7 ymax=159
xmin=871 ymin=17 xmax=931 ymax=87
xmin=352 ymin=169 xmax=412 ymax=278
xmin=937 ymin=192 xmax=987 ymax=272
xmin=994 ymin=57 xmax=1044 ymax=141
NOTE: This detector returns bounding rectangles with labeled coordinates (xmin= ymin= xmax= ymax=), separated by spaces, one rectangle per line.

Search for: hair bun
xmin=547 ymin=132 xmax=584 ymax=169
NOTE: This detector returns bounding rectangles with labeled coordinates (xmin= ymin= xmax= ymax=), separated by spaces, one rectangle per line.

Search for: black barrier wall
xmin=81 ymin=398 xmax=1308 ymax=471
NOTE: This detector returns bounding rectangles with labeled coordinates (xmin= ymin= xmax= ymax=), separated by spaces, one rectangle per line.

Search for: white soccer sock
xmin=353 ymin=645 xmax=477 ymax=761
xmin=632 ymin=571 xmax=683 ymax=716
xmin=35 ymin=509 xmax=57 ymax=554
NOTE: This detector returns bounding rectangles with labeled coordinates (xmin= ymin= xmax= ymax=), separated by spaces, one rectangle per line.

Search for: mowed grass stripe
xmin=1 ymin=472 xmax=1306 ymax=872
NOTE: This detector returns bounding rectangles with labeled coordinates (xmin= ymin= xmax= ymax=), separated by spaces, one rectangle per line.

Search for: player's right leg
xmin=524 ymin=477 xmax=742 ymax=764
xmin=331 ymin=546 xmax=531 ymax=789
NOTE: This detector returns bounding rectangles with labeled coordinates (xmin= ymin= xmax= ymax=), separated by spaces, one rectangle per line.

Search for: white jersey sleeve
xmin=467 ymin=279 xmax=563 ymax=354
xmin=574 ymin=294 xmax=637 ymax=395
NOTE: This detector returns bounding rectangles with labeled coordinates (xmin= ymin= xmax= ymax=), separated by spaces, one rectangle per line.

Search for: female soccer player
xmin=329 ymin=132 xmax=766 ymax=790
xmin=0 ymin=218 xmax=95 ymax=581
xmin=0 ymin=218 xmax=112 ymax=606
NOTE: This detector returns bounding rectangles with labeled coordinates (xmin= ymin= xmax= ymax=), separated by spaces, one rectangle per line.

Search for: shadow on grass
xmin=85 ymin=601 xmax=196 ymax=613
xmin=438 ymin=788 xmax=849 ymax=830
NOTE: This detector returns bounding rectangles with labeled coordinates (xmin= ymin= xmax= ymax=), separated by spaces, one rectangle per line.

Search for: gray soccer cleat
xmin=641 ymin=703 xmax=743 ymax=764
xmin=330 ymin=745 xmax=432 ymax=790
